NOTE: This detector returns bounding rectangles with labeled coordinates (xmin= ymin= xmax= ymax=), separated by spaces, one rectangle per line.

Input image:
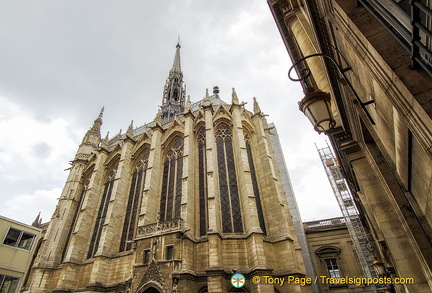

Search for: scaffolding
xmin=316 ymin=143 xmax=378 ymax=283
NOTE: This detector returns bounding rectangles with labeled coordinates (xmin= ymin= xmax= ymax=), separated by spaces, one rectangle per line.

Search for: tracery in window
xmin=159 ymin=138 xmax=183 ymax=221
xmin=120 ymin=151 xmax=149 ymax=252
xmin=198 ymin=128 xmax=208 ymax=236
xmin=87 ymin=170 xmax=116 ymax=259
xmin=215 ymin=123 xmax=243 ymax=233
xmin=244 ymin=132 xmax=266 ymax=235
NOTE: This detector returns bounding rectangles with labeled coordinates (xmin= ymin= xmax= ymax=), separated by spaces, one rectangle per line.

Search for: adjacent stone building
xmin=26 ymin=43 xmax=310 ymax=293
xmin=268 ymin=0 xmax=432 ymax=292
xmin=304 ymin=217 xmax=367 ymax=293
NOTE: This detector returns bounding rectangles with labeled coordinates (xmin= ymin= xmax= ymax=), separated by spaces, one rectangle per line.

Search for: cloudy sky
xmin=0 ymin=0 xmax=341 ymax=225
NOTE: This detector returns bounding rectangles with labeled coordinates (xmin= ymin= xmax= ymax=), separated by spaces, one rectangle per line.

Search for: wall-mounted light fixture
xmin=288 ymin=46 xmax=375 ymax=133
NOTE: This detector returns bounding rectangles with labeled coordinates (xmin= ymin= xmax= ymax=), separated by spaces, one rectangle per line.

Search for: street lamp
xmin=288 ymin=46 xmax=375 ymax=133
xmin=298 ymin=86 xmax=336 ymax=133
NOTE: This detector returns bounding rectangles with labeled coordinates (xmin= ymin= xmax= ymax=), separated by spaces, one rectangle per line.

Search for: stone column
xmin=180 ymin=106 xmax=195 ymax=271
xmin=140 ymin=122 xmax=164 ymax=226
xmin=36 ymin=160 xmax=86 ymax=268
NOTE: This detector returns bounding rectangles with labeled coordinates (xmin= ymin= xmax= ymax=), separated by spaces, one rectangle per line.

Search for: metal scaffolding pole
xmin=316 ymin=143 xmax=378 ymax=284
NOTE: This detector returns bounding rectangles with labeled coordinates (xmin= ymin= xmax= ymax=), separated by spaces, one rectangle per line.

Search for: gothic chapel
xmin=26 ymin=43 xmax=308 ymax=293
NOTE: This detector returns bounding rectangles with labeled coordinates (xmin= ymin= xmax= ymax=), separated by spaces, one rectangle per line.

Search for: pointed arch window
xmin=87 ymin=170 xmax=116 ymax=259
xmin=215 ymin=123 xmax=243 ymax=233
xmin=159 ymin=138 xmax=183 ymax=221
xmin=198 ymin=128 xmax=208 ymax=236
xmin=244 ymin=132 xmax=266 ymax=235
xmin=120 ymin=151 xmax=149 ymax=252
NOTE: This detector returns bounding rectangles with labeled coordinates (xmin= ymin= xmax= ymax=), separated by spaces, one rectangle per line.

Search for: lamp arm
xmin=288 ymin=51 xmax=375 ymax=125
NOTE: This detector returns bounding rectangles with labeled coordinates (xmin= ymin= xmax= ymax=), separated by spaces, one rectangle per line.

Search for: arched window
xmin=215 ymin=123 xmax=243 ymax=233
xmin=159 ymin=138 xmax=183 ymax=221
xmin=198 ymin=128 xmax=208 ymax=236
xmin=88 ymin=170 xmax=116 ymax=259
xmin=244 ymin=132 xmax=266 ymax=235
xmin=120 ymin=151 xmax=149 ymax=252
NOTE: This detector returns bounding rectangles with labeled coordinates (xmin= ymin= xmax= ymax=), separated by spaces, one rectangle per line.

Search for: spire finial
xmin=127 ymin=120 xmax=134 ymax=136
xmin=101 ymin=131 xmax=109 ymax=148
xmin=32 ymin=212 xmax=42 ymax=227
xmin=171 ymin=40 xmax=182 ymax=72
xmin=185 ymin=95 xmax=191 ymax=111
xmin=154 ymin=109 xmax=162 ymax=124
xmin=90 ymin=107 xmax=104 ymax=134
xmin=98 ymin=106 xmax=104 ymax=119
xmin=232 ymin=88 xmax=239 ymax=104
xmin=253 ymin=97 xmax=262 ymax=114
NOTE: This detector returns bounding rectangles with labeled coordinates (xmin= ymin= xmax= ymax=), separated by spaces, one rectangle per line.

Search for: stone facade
xmin=304 ymin=218 xmax=368 ymax=293
xmin=268 ymin=0 xmax=432 ymax=292
xmin=25 ymin=44 xmax=309 ymax=293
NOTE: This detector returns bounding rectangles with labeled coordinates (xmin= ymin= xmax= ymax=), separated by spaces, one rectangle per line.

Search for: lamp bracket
xmin=288 ymin=46 xmax=375 ymax=125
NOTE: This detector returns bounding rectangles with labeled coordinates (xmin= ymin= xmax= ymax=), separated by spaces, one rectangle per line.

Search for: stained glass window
xmin=159 ymin=138 xmax=183 ymax=221
xmin=198 ymin=128 xmax=208 ymax=236
xmin=119 ymin=152 xmax=149 ymax=252
xmin=215 ymin=124 xmax=243 ymax=233
xmin=87 ymin=170 xmax=115 ymax=259
xmin=244 ymin=133 xmax=267 ymax=235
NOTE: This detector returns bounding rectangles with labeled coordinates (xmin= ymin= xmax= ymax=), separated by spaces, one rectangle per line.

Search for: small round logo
xmin=231 ymin=273 xmax=246 ymax=288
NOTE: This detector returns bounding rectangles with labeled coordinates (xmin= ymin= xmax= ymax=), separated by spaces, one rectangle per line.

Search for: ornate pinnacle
xmin=253 ymin=97 xmax=262 ymax=114
xmin=90 ymin=107 xmax=104 ymax=133
xmin=127 ymin=120 xmax=134 ymax=136
xmin=185 ymin=95 xmax=191 ymax=111
xmin=154 ymin=109 xmax=162 ymax=124
xmin=232 ymin=88 xmax=239 ymax=104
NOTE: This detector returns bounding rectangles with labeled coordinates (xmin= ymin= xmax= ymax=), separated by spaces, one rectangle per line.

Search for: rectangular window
xmin=166 ymin=246 xmax=174 ymax=260
xmin=325 ymin=258 xmax=341 ymax=278
xmin=143 ymin=250 xmax=150 ymax=264
xmin=0 ymin=274 xmax=20 ymax=293
xmin=3 ymin=227 xmax=35 ymax=251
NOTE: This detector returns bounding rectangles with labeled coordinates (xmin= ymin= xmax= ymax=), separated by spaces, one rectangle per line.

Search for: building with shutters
xmin=268 ymin=0 xmax=432 ymax=292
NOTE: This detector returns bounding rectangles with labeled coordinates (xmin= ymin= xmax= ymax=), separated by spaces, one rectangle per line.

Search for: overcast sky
xmin=0 ymin=0 xmax=341 ymax=225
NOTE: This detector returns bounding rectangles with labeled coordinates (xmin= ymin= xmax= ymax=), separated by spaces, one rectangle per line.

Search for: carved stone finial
xmin=253 ymin=97 xmax=262 ymax=114
xmin=90 ymin=107 xmax=104 ymax=134
xmin=154 ymin=109 xmax=162 ymax=124
xmin=232 ymin=87 xmax=239 ymax=104
xmin=32 ymin=212 xmax=42 ymax=227
xmin=185 ymin=95 xmax=191 ymax=111
xmin=101 ymin=131 xmax=109 ymax=148
xmin=127 ymin=120 xmax=134 ymax=136
xmin=205 ymin=88 xmax=210 ymax=101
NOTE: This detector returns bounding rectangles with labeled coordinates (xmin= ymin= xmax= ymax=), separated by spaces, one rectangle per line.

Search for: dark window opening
xmin=159 ymin=138 xmax=183 ymax=221
xmin=215 ymin=124 xmax=243 ymax=233
xmin=143 ymin=250 xmax=151 ymax=264
xmin=3 ymin=227 xmax=35 ymax=251
xmin=166 ymin=246 xmax=174 ymax=260
xmin=0 ymin=274 xmax=20 ymax=293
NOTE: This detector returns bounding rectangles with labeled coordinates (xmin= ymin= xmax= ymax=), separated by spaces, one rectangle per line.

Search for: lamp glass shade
xmin=299 ymin=89 xmax=336 ymax=133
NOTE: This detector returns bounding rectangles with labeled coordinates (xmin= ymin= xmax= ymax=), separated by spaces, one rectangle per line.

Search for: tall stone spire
xmin=75 ymin=108 xmax=104 ymax=161
xmin=90 ymin=106 xmax=104 ymax=133
xmin=160 ymin=42 xmax=186 ymax=124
